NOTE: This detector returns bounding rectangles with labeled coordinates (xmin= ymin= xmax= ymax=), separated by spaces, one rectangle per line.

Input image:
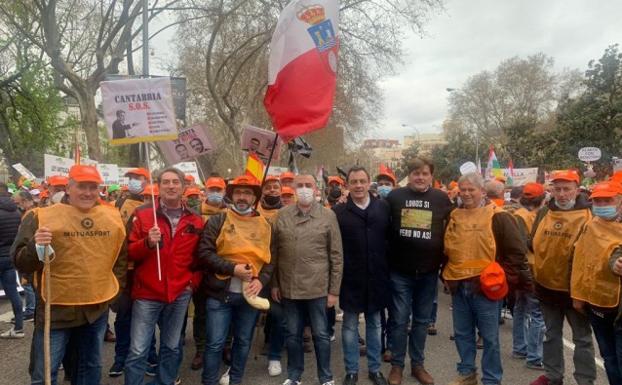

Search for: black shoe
xmin=343 ymin=373 xmax=358 ymax=385
xmin=108 ymin=363 xmax=124 ymax=377
xmin=368 ymin=372 xmax=388 ymax=385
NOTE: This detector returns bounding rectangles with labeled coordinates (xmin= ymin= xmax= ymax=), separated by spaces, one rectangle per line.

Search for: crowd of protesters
xmin=0 ymin=157 xmax=621 ymax=385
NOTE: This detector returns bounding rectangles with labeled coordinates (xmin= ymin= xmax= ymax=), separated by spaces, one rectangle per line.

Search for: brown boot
xmin=190 ymin=352 xmax=203 ymax=370
xmin=388 ymin=366 xmax=403 ymax=385
xmin=411 ymin=365 xmax=434 ymax=385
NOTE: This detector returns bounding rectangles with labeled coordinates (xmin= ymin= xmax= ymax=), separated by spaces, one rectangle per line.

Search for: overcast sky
xmin=151 ymin=0 xmax=621 ymax=142
xmin=375 ymin=0 xmax=622 ymax=141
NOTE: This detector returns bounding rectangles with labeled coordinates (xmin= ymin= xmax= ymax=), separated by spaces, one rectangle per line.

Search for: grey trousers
xmin=540 ymin=301 xmax=596 ymax=385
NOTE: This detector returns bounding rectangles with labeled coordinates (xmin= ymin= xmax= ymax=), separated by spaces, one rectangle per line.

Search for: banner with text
xmin=173 ymin=161 xmax=201 ymax=183
xmin=158 ymin=124 xmax=214 ymax=164
xmin=101 ymin=77 xmax=178 ymax=145
xmin=505 ymin=167 xmax=538 ymax=186
xmin=96 ymin=164 xmax=120 ymax=185
xmin=44 ymin=154 xmax=97 ymax=178
xmin=12 ymin=163 xmax=37 ymax=180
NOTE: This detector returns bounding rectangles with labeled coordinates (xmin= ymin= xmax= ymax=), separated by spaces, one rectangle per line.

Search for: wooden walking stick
xmin=43 ymin=245 xmax=51 ymax=385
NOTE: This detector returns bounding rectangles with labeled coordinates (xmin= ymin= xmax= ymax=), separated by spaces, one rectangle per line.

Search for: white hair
xmin=458 ymin=173 xmax=485 ymax=189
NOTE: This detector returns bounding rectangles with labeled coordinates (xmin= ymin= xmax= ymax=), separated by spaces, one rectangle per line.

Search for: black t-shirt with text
xmin=386 ymin=186 xmax=453 ymax=275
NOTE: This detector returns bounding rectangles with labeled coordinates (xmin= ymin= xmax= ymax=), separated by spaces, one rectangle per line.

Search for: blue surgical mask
xmin=207 ymin=192 xmax=223 ymax=204
xmin=128 ymin=179 xmax=144 ymax=194
xmin=592 ymin=205 xmax=618 ymax=220
xmin=378 ymin=185 xmax=392 ymax=198
xmin=231 ymin=205 xmax=252 ymax=215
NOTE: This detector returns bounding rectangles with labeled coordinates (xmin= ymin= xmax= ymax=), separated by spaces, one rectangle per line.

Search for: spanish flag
xmin=245 ymin=153 xmax=265 ymax=183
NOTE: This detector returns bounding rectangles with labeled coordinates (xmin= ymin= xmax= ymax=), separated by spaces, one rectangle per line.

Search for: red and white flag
xmin=264 ymin=0 xmax=339 ymax=142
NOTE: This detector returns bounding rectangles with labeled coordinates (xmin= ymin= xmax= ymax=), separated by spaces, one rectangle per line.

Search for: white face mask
xmin=128 ymin=179 xmax=144 ymax=194
xmin=555 ymin=199 xmax=576 ymax=210
xmin=296 ymin=187 xmax=314 ymax=205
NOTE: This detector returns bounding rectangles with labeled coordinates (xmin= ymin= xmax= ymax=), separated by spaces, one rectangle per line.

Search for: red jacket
xmin=128 ymin=200 xmax=204 ymax=303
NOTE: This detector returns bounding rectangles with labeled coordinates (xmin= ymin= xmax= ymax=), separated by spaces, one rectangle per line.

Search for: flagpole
xmin=254 ymin=134 xmax=280 ymax=210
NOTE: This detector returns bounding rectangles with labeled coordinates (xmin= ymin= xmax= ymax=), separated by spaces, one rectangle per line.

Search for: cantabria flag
xmin=485 ymin=145 xmax=504 ymax=180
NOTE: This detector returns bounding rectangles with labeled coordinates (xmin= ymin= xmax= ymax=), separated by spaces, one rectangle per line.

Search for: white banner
xmin=101 ymin=77 xmax=178 ymax=145
xmin=12 ymin=163 xmax=37 ymax=180
xmin=241 ymin=125 xmax=283 ymax=163
xmin=158 ymin=124 xmax=215 ymax=164
xmin=505 ymin=167 xmax=538 ymax=186
xmin=267 ymin=166 xmax=289 ymax=176
xmin=44 ymin=154 xmax=97 ymax=178
xmin=96 ymin=164 xmax=119 ymax=185
xmin=174 ymin=162 xmax=201 ymax=183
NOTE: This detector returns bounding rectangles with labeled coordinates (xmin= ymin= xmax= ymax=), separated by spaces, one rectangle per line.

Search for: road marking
xmin=563 ymin=337 xmax=605 ymax=370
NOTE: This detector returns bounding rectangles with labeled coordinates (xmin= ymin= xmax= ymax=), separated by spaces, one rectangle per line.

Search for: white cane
xmin=43 ymin=245 xmax=51 ymax=385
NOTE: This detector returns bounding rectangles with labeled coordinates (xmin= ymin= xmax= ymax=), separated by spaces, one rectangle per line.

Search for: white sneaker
xmin=282 ymin=380 xmax=301 ymax=385
xmin=321 ymin=381 xmax=335 ymax=385
xmin=0 ymin=328 xmax=24 ymax=339
xmin=219 ymin=367 xmax=230 ymax=385
xmin=268 ymin=360 xmax=282 ymax=376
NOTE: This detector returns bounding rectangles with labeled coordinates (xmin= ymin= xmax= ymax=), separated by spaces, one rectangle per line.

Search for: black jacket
xmin=333 ymin=194 xmax=391 ymax=313
xmin=196 ymin=211 xmax=274 ymax=302
xmin=0 ymin=195 xmax=21 ymax=260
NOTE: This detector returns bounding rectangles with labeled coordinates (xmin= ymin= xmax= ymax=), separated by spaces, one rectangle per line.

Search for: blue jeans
xmin=589 ymin=308 xmax=622 ymax=385
xmin=452 ymin=281 xmax=502 ymax=385
xmin=202 ymin=294 xmax=259 ymax=385
xmin=388 ymin=270 xmax=438 ymax=367
xmin=124 ymin=289 xmax=192 ymax=385
xmin=282 ymin=297 xmax=332 ymax=383
xmin=268 ymin=301 xmax=286 ymax=361
xmin=112 ymin=290 xmax=158 ymax=368
xmin=342 ymin=311 xmax=382 ymax=374
xmin=0 ymin=258 xmax=23 ymax=330
xmin=31 ymin=311 xmax=108 ymax=385
xmin=512 ymin=290 xmax=544 ymax=365
xmin=23 ymin=283 xmax=36 ymax=317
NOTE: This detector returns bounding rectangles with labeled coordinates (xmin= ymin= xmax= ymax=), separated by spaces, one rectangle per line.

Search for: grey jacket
xmin=271 ymin=202 xmax=343 ymax=300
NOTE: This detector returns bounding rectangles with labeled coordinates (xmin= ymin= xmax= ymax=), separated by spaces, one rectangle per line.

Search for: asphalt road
xmin=0 ymin=288 xmax=608 ymax=385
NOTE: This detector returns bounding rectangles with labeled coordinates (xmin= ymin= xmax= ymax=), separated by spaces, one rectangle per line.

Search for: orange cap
xmin=495 ymin=176 xmax=507 ymax=183
xmin=448 ymin=181 xmax=458 ymax=190
xmin=377 ymin=164 xmax=397 ymax=185
xmin=279 ymin=171 xmax=295 ymax=182
xmin=328 ymin=176 xmax=345 ymax=186
xmin=205 ymin=177 xmax=226 ymax=190
xmin=39 ymin=190 xmax=49 ymax=199
xmin=125 ymin=168 xmax=150 ymax=179
xmin=551 ymin=170 xmax=580 ymax=184
xmin=184 ymin=187 xmax=202 ymax=198
xmin=48 ymin=175 xmax=69 ymax=187
xmin=281 ymin=186 xmax=295 ymax=196
xmin=184 ymin=174 xmax=195 ymax=183
xmin=68 ymin=165 xmax=103 ymax=184
xmin=142 ymin=184 xmax=159 ymax=196
xmin=522 ymin=183 xmax=545 ymax=199
xmin=590 ymin=181 xmax=622 ymax=199
xmin=226 ymin=175 xmax=262 ymax=199
xmin=480 ymin=262 xmax=508 ymax=301
xmin=264 ymin=175 xmax=280 ymax=184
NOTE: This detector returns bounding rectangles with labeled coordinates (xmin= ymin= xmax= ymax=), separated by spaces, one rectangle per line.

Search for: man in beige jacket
xmin=271 ymin=174 xmax=343 ymax=385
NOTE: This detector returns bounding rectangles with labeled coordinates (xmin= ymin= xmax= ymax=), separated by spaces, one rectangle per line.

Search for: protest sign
xmin=96 ymin=164 xmax=119 ymax=185
xmin=12 ymin=163 xmax=37 ymax=180
xmin=101 ymin=77 xmax=178 ymax=145
xmin=158 ymin=124 xmax=214 ymax=164
xmin=578 ymin=147 xmax=601 ymax=162
xmin=44 ymin=154 xmax=97 ymax=178
xmin=174 ymin=161 xmax=201 ymax=183
xmin=241 ymin=125 xmax=283 ymax=163
xmin=504 ymin=167 xmax=538 ymax=186
xmin=267 ymin=166 xmax=289 ymax=176
xmin=459 ymin=162 xmax=478 ymax=175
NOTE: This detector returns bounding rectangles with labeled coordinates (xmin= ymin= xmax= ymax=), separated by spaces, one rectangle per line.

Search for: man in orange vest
xmin=443 ymin=172 xmax=532 ymax=385
xmin=510 ymin=183 xmax=547 ymax=371
xmin=529 ymin=170 xmax=596 ymax=385
xmin=570 ymin=181 xmax=622 ymax=385
xmin=257 ymin=175 xmax=283 ymax=224
xmin=12 ymin=165 xmax=127 ymax=385
xmin=196 ymin=175 xmax=273 ymax=385
xmin=192 ymin=176 xmax=228 ymax=371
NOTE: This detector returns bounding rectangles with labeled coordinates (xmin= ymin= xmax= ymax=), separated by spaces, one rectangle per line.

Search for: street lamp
xmin=401 ymin=123 xmax=420 ymax=142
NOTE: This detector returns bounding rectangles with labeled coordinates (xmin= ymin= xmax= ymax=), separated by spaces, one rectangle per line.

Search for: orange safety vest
xmin=215 ymin=211 xmax=272 ymax=279
xmin=201 ymin=202 xmax=225 ymax=224
xmin=514 ymin=207 xmax=537 ymax=265
xmin=532 ymin=208 xmax=591 ymax=292
xmin=119 ymin=198 xmax=143 ymax=225
xmin=443 ymin=204 xmax=498 ymax=281
xmin=37 ymin=203 xmax=126 ymax=305
xmin=257 ymin=205 xmax=280 ymax=225
xmin=570 ymin=217 xmax=622 ymax=308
